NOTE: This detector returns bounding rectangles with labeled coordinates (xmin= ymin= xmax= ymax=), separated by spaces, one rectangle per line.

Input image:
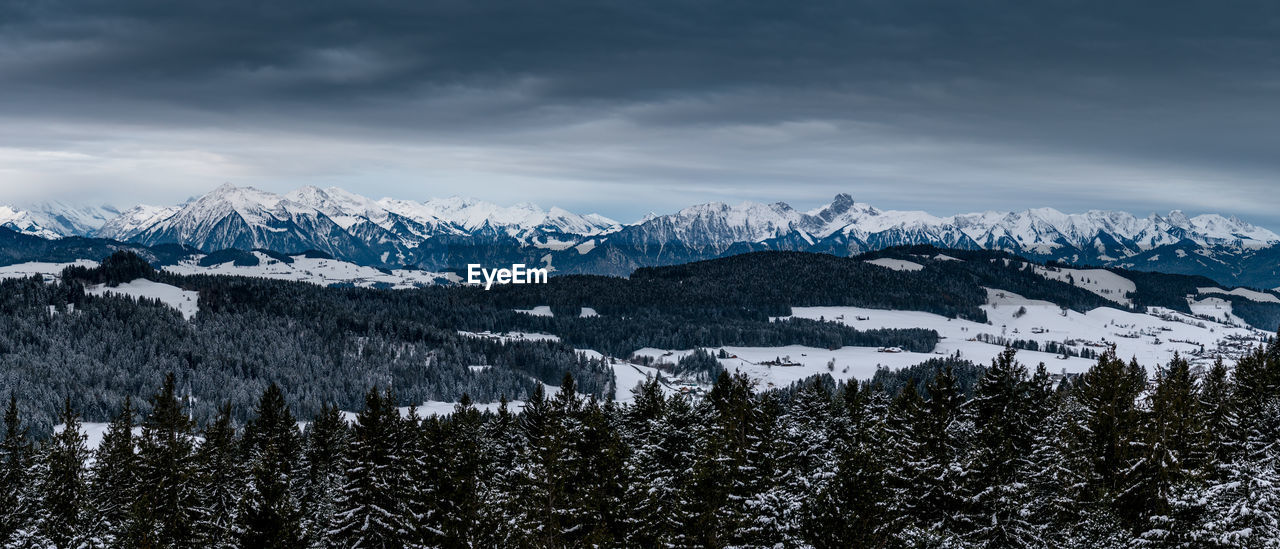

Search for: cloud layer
xmin=1 ymin=0 xmax=1278 ymax=225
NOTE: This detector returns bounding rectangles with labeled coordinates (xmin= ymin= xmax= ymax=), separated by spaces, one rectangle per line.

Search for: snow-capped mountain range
xmin=2 ymin=184 xmax=1278 ymax=286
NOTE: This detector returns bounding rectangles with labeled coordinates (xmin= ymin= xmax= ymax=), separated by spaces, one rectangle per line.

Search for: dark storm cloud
xmin=1 ymin=0 xmax=1278 ymax=224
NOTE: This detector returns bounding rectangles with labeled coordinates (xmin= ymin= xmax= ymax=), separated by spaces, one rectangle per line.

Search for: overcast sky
xmin=1 ymin=0 xmax=1278 ymax=226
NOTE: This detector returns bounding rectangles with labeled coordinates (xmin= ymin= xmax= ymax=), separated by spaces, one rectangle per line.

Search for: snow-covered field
xmin=866 ymin=258 xmax=924 ymax=272
xmin=1032 ymin=264 xmax=1136 ymax=307
xmin=633 ymin=287 xmax=1268 ymax=392
xmin=1187 ymin=297 xmax=1245 ymax=325
xmin=1199 ymin=286 xmax=1280 ymax=303
xmin=514 ymin=306 xmax=554 ymax=317
xmin=0 ymin=259 xmax=98 ymax=280
xmin=0 ymin=253 xmax=458 ymax=289
xmin=166 ymin=252 xmax=455 ymax=289
xmin=88 ymin=279 xmax=201 ymax=320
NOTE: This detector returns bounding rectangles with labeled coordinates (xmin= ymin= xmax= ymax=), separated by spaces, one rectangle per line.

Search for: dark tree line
xmin=0 ymin=272 xmax=614 ymax=434
xmin=4 ymin=339 xmax=1280 ymax=548
xmin=0 ymin=251 xmax=943 ymax=431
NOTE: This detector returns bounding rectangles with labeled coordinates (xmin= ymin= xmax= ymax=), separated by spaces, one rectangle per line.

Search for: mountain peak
xmin=830 ymin=192 xmax=855 ymax=211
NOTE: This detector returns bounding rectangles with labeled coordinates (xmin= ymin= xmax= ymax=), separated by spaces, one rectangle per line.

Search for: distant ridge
xmin=2 ymin=184 xmax=1278 ymax=287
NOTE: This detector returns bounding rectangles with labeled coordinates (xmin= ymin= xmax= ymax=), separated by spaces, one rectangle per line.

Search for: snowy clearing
xmin=580 ymin=307 xmax=599 ymax=318
xmin=633 ymin=287 xmax=1268 ymax=392
xmin=55 ymin=422 xmax=142 ymax=451
xmin=1187 ymin=297 xmax=1246 ymax=325
xmin=1198 ymin=287 xmax=1280 ymax=304
xmin=866 ymin=258 xmax=924 ymax=271
xmin=165 ymin=251 xmax=453 ymax=289
xmin=0 ymin=260 xmax=98 ymax=280
xmin=1031 ymin=264 xmax=1136 ymax=307
xmin=514 ymin=305 xmax=554 ymax=317
xmin=88 ymin=279 xmax=200 ymax=320
xmin=575 ymin=239 xmax=598 ymax=254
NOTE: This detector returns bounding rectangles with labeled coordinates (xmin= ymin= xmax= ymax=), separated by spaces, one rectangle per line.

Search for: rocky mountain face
xmin=2 ymin=184 xmax=1278 ymax=287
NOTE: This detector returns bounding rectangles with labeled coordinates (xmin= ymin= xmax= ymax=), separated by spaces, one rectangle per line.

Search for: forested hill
xmin=6 ymin=245 xmax=1280 ymax=432
xmin=857 ymin=245 xmax=1280 ymax=331
xmin=481 ymin=249 xmax=1118 ymax=323
xmin=0 ymin=251 xmax=936 ymax=431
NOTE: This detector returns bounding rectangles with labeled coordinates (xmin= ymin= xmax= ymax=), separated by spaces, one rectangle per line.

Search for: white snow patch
xmin=532 ymin=238 xmax=577 ymax=251
xmin=1198 ymin=287 xmax=1280 ymax=304
xmin=580 ymin=307 xmax=599 ymax=318
xmin=632 ymin=290 xmax=1268 ymax=392
xmin=612 ymin=361 xmax=666 ymax=402
xmin=514 ymin=305 xmax=554 ymax=317
xmin=1188 ymin=297 xmax=1243 ymax=325
xmin=1031 ymin=265 xmax=1136 ymax=307
xmin=55 ymin=422 xmax=142 ymax=451
xmin=88 ymin=279 xmax=200 ymax=320
xmin=865 ymin=258 xmax=924 ymax=272
xmin=0 ymin=260 xmax=99 ymax=280
xmin=165 ymin=252 xmax=452 ymax=289
xmin=575 ymin=239 xmax=598 ymax=255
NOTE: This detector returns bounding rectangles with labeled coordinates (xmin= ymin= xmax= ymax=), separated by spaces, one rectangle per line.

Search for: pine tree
xmin=1075 ymin=349 xmax=1148 ymax=525
xmin=622 ymin=383 xmax=699 ymax=548
xmin=38 ymin=398 xmax=91 ymax=549
xmin=0 ymin=396 xmax=35 ymax=546
xmin=126 ymin=372 xmax=200 ymax=548
xmin=1199 ymin=344 xmax=1280 ymax=546
xmin=804 ymin=381 xmax=889 ymax=548
xmin=523 ymin=374 xmax=585 ymax=548
xmin=884 ymin=377 xmax=927 ymax=538
xmin=87 ymin=395 xmax=138 ymax=547
xmin=685 ymin=371 xmax=761 ymax=548
xmin=1199 ymin=359 xmax=1239 ymax=470
xmin=192 ymin=403 xmax=242 ymax=548
xmin=1198 ymin=398 xmax=1280 ymax=547
xmin=438 ymin=395 xmax=485 ymax=548
xmin=400 ymin=406 xmax=436 ymax=546
xmin=966 ymin=348 xmax=1038 ymax=548
xmin=300 ymin=404 xmax=349 ymax=549
xmin=475 ymin=397 xmax=524 ymax=548
xmin=572 ymin=397 xmax=628 ymax=547
xmin=738 ymin=390 xmax=784 ymax=547
xmin=1138 ymin=354 xmax=1209 ymax=546
xmin=331 ymin=388 xmax=412 ymax=548
xmin=900 ymin=365 xmax=971 ymax=543
xmin=237 ymin=383 xmax=305 ymax=548
xmin=770 ymin=379 xmax=836 ymax=546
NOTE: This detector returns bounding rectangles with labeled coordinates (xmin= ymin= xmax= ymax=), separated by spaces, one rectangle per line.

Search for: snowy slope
xmin=95 ymin=204 xmax=180 ymax=240
xmin=87 ymin=279 xmax=200 ymax=320
xmin=0 ymin=202 xmax=121 ymax=238
xmin=634 ymin=287 xmax=1267 ymax=392
xmin=164 ymin=251 xmax=456 ymax=289
xmin=1030 ymin=264 xmax=1136 ymax=307
xmin=866 ymin=258 xmax=924 ymax=272
xmin=0 ymin=254 xmax=456 ymax=289
xmin=0 ymin=206 xmax=62 ymax=239
xmin=1198 ymin=287 xmax=1280 ymax=304
xmin=22 ymin=201 xmax=121 ymax=236
xmin=0 ymin=259 xmax=99 ymax=280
